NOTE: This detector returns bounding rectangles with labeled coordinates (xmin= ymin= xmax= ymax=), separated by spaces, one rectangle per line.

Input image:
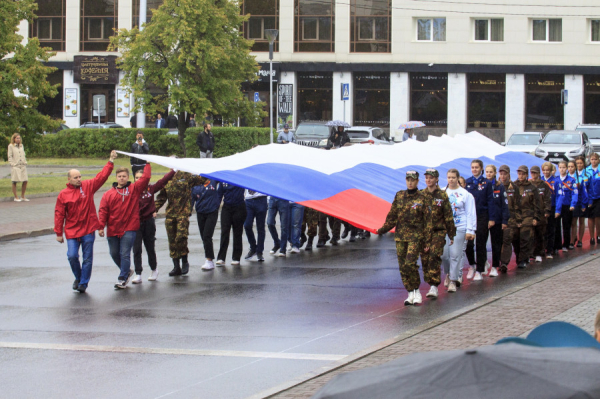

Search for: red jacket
xmin=54 ymin=161 xmax=114 ymax=239
xmin=139 ymin=170 xmax=175 ymax=222
xmin=98 ymin=164 xmax=151 ymax=237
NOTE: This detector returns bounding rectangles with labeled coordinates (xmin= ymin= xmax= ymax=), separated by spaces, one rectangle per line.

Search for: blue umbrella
xmin=398 ymin=121 xmax=426 ymax=129
xmin=497 ymin=321 xmax=600 ymax=349
xmin=325 ymin=120 xmax=351 ymax=128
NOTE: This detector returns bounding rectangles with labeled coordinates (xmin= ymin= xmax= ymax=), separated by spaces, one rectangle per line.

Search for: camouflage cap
xmin=530 ymin=165 xmax=541 ymax=174
xmin=517 ymin=165 xmax=529 ymax=173
xmin=406 ymin=170 xmax=419 ymax=180
xmin=424 ymin=168 xmax=439 ymax=178
xmin=499 ymin=164 xmax=510 ymax=174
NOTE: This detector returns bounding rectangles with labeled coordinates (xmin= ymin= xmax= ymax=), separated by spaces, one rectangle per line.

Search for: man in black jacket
xmin=196 ymin=123 xmax=215 ymax=158
xmin=130 ymin=131 xmax=149 ymax=175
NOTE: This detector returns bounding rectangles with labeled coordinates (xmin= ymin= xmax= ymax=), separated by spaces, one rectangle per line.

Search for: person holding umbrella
xmin=324 ymin=120 xmax=350 ymax=149
xmin=398 ymin=121 xmax=425 ymax=142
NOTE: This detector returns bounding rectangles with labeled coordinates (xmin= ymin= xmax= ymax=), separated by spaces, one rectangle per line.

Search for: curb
xmin=249 ymin=252 xmax=600 ymax=399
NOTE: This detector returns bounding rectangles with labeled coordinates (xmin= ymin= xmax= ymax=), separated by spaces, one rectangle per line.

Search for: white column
xmin=17 ymin=20 xmax=28 ymax=45
xmin=65 ymin=0 xmax=79 ymax=54
xmin=390 ymin=72 xmax=410 ymax=140
xmin=63 ymin=69 xmax=80 ymax=129
xmin=335 ymin=0 xmax=350 ymax=55
xmin=505 ymin=74 xmax=525 ymax=142
xmin=118 ymin=0 xmax=133 ymax=31
xmin=278 ymin=71 xmax=296 ymax=129
xmin=332 ymin=72 xmax=353 ymax=125
xmin=564 ymin=74 xmax=584 ymax=130
xmin=278 ymin=0 xmax=294 ymax=57
xmin=447 ymin=73 xmax=467 ymax=137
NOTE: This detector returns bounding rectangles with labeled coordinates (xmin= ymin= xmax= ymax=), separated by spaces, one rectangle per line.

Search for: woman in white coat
xmin=7 ymin=133 xmax=29 ymax=202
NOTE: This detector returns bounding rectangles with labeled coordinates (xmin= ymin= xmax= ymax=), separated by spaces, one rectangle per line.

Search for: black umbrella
xmin=312 ymin=343 xmax=600 ymax=399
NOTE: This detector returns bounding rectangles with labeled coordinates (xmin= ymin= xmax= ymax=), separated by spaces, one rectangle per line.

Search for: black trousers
xmin=197 ymin=210 xmax=219 ymax=260
xmin=217 ymin=203 xmax=247 ymax=262
xmin=555 ymin=205 xmax=573 ymax=249
xmin=133 ymin=218 xmax=157 ymax=274
xmin=489 ymin=223 xmax=503 ymax=268
xmin=546 ymin=207 xmax=556 ymax=253
xmin=466 ymin=215 xmax=489 ymax=273
xmin=131 ymin=164 xmax=146 ymax=175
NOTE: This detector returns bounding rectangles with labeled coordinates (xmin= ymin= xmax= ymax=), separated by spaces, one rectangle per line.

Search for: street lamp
xmin=265 ymin=29 xmax=278 ymax=144
xmin=136 ymin=0 xmax=147 ymax=128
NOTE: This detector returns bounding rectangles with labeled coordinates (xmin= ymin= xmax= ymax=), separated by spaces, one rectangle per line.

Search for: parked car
xmin=534 ymin=130 xmax=593 ymax=164
xmin=501 ymin=131 xmax=543 ymax=154
xmin=294 ymin=121 xmax=336 ymax=149
xmin=79 ymin=122 xmax=124 ymax=129
xmin=575 ymin=124 xmax=600 ymax=153
xmin=35 ymin=123 xmax=70 ymax=135
xmin=346 ymin=126 xmax=394 ymax=145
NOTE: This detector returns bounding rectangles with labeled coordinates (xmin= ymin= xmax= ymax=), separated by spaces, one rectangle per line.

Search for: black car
xmin=294 ymin=121 xmax=336 ymax=149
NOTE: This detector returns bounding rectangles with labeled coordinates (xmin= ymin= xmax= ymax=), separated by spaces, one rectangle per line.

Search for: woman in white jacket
xmin=442 ymin=168 xmax=476 ymax=292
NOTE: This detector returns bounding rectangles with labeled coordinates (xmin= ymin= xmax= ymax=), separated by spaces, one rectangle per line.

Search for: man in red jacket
xmin=54 ymin=150 xmax=117 ymax=293
xmin=98 ymin=163 xmax=151 ymax=289
xmin=132 ymin=168 xmax=175 ymax=283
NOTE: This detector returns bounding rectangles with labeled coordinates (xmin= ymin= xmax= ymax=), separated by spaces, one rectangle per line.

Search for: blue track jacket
xmin=556 ymin=174 xmax=578 ymax=214
xmin=465 ymin=174 xmax=497 ymax=221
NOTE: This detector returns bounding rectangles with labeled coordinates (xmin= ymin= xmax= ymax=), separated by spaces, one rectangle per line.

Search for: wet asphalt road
xmin=0 ymin=219 xmax=596 ymax=399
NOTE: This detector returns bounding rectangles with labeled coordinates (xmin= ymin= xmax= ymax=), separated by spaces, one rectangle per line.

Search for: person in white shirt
xmin=442 ymin=168 xmax=477 ymax=292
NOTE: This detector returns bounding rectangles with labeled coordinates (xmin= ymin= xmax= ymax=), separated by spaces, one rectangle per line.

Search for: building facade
xmin=23 ymin=0 xmax=600 ymax=140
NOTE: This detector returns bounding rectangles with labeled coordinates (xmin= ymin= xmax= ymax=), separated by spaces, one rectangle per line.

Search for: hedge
xmin=15 ymin=127 xmax=272 ymax=159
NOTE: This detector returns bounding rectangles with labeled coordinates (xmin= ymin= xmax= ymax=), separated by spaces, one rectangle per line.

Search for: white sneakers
xmin=413 ymin=289 xmax=422 ymax=304
xmin=202 ymin=260 xmax=215 ymax=270
xmin=535 ymin=256 xmax=542 ymax=263
xmin=132 ymin=274 xmax=142 ymax=284
xmin=473 ymin=272 xmax=483 ymax=281
xmin=484 ymin=261 xmax=491 ymax=275
xmin=489 ymin=267 xmax=499 ymax=277
xmin=148 ymin=270 xmax=159 ymax=281
xmin=276 ymin=250 xmax=286 ymax=257
xmin=426 ymin=286 xmax=438 ymax=298
xmin=291 ymin=247 xmax=300 ymax=254
xmin=466 ymin=267 xmax=475 ymax=280
xmin=404 ymin=291 xmax=415 ymax=305
xmin=444 ymin=275 xmax=450 ymax=287
xmin=447 ymin=281 xmax=457 ymax=292
xmin=231 ymin=260 xmax=240 ymax=265
xmin=215 ymin=259 xmax=225 ymax=266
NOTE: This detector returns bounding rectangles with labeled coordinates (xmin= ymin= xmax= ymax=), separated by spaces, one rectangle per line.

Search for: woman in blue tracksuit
xmin=585 ymin=153 xmax=600 ymax=245
xmin=570 ymin=158 xmax=588 ymax=248
xmin=555 ymin=161 xmax=578 ymax=251
xmin=191 ymin=178 xmax=223 ymax=270
xmin=485 ymin=165 xmax=509 ymax=277
xmin=541 ymin=162 xmax=560 ymax=257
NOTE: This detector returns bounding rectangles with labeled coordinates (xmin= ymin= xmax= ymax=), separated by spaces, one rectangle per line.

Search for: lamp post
xmin=136 ymin=0 xmax=147 ymax=128
xmin=265 ymin=29 xmax=278 ymax=144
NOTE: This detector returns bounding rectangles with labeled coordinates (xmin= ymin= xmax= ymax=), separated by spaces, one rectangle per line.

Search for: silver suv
xmin=346 ymin=126 xmax=394 ymax=145
xmin=575 ymin=124 xmax=600 ymax=153
xmin=534 ymin=130 xmax=593 ymax=164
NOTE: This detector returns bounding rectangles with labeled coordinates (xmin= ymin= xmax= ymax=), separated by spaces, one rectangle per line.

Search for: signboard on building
xmin=256 ymin=63 xmax=279 ymax=83
xmin=64 ymin=88 xmax=78 ymax=117
xmin=73 ymin=56 xmax=118 ymax=84
xmin=277 ymin=84 xmax=293 ymax=129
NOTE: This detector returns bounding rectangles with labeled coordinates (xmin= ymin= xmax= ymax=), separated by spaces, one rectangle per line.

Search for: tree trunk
xmin=177 ymin=111 xmax=187 ymax=157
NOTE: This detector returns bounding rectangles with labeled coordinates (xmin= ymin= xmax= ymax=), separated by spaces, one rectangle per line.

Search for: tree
xmin=111 ymin=0 xmax=266 ymax=156
xmin=0 ymin=0 xmax=60 ymax=158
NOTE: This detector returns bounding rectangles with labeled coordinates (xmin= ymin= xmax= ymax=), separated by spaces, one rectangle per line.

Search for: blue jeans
xmin=107 ymin=231 xmax=137 ymax=281
xmin=244 ymin=196 xmax=268 ymax=254
xmin=67 ymin=232 xmax=95 ymax=287
xmin=267 ymin=197 xmax=290 ymax=252
xmin=288 ymin=203 xmax=305 ymax=248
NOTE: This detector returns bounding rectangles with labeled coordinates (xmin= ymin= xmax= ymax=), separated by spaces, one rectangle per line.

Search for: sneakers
xmin=484 ymin=261 xmax=491 ymax=275
xmin=466 ymin=267 xmax=475 ymax=280
xmin=132 ymin=274 xmax=142 ymax=284
xmin=231 ymin=260 xmax=240 ymax=265
xmin=72 ymin=279 xmax=80 ymax=291
xmin=447 ymin=281 xmax=457 ymax=292
xmin=114 ymin=280 xmax=127 ymax=289
xmin=245 ymin=250 xmax=256 ymax=260
xmin=489 ymin=267 xmax=499 ymax=277
xmin=291 ymin=247 xmax=300 ymax=254
xmin=562 ymin=247 xmax=568 ymax=252
xmin=247 ymin=254 xmax=258 ymax=261
xmin=568 ymin=244 xmax=575 ymax=250
xmin=426 ymin=286 xmax=438 ymax=299
xmin=202 ymin=260 xmax=215 ymax=270
xmin=257 ymin=253 xmax=265 ymax=262
xmin=404 ymin=290 xmax=415 ymax=306
xmin=473 ymin=272 xmax=482 ymax=281
xmin=76 ymin=284 xmax=86 ymax=293
xmin=148 ymin=270 xmax=159 ymax=281
xmin=576 ymin=241 xmax=583 ymax=248
xmin=500 ymin=264 xmax=508 ymax=273
xmin=546 ymin=253 xmax=553 ymax=259
xmin=215 ymin=259 xmax=225 ymax=266
xmin=517 ymin=261 xmax=528 ymax=269
xmin=13 ymin=198 xmax=21 ymax=202
xmin=535 ymin=256 xmax=542 ymax=263
xmin=22 ymin=198 xmax=30 ymax=202
xmin=413 ymin=289 xmax=423 ymax=304
xmin=269 ymin=245 xmax=279 ymax=254
xmin=444 ymin=274 xmax=450 ymax=288
xmin=276 ymin=250 xmax=286 ymax=257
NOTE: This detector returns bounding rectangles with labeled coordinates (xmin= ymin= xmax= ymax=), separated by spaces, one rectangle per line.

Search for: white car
xmin=502 ymin=132 xmax=543 ymax=154
xmin=346 ymin=126 xmax=394 ymax=145
xmin=575 ymin=124 xmax=600 ymax=153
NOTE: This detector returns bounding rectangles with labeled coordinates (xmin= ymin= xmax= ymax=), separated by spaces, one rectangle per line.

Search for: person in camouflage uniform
xmin=420 ymin=168 xmax=456 ymax=299
xmin=301 ymin=207 xmax=319 ymax=250
xmin=317 ymin=211 xmax=341 ymax=247
xmin=499 ymin=165 xmax=517 ymax=273
xmin=529 ymin=165 xmax=552 ymax=262
xmin=155 ymin=171 xmax=205 ymax=276
xmin=377 ymin=171 xmax=426 ymax=306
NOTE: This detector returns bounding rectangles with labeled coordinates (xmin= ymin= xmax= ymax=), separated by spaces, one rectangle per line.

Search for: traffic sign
xmin=254 ymin=92 xmax=260 ymax=102
xmin=341 ymin=83 xmax=350 ymax=101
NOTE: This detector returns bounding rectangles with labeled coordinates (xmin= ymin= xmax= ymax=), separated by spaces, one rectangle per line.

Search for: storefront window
xmin=354 ymin=73 xmax=390 ymax=127
xmin=297 ymin=72 xmax=332 ymax=122
xmin=31 ymin=0 xmax=66 ymax=51
xmin=468 ymin=74 xmax=505 ymax=129
xmin=584 ymin=75 xmax=600 ymax=124
xmin=410 ymin=73 xmax=447 ymax=127
xmin=80 ymin=0 xmax=118 ymax=52
xmin=295 ymin=0 xmax=335 ymax=52
xmin=350 ymin=0 xmax=391 ymax=53
xmin=242 ymin=0 xmax=279 ymax=52
xmin=525 ymin=74 xmax=564 ymax=130
xmin=37 ymin=70 xmax=63 ymax=120
xmin=132 ymin=0 xmax=163 ymax=27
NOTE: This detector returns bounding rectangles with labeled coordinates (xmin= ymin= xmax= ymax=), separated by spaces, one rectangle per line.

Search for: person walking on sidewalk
xmin=155 ymin=171 xmax=205 ymax=276
xmin=541 ymin=162 xmax=559 ymax=257
xmin=301 ymin=207 xmax=319 ymax=251
xmin=499 ymin=165 xmax=518 ymax=273
xmin=191 ymin=178 xmax=223 ymax=270
xmin=420 ymin=168 xmax=456 ymax=299
xmin=196 ymin=123 xmax=215 ymax=158
xmin=216 ymin=183 xmax=247 ymax=266
xmin=130 ymin=131 xmax=149 ymax=175
xmin=585 ymin=153 xmax=600 ymax=245
xmin=54 ymin=151 xmax=117 ymax=293
xmin=132 ymin=168 xmax=176 ymax=283
xmin=267 ymin=196 xmax=290 ymax=256
xmin=555 ymin=161 xmax=578 ymax=253
xmin=377 ymin=170 xmax=426 ymax=306
xmin=98 ymin=164 xmax=151 ymax=289
xmin=244 ymin=189 xmax=268 ymax=262
xmin=485 ymin=164 xmax=509 ymax=277
xmin=571 ymin=157 xmax=589 ymax=248
xmin=512 ymin=165 xmax=543 ymax=269
xmin=277 ymin=124 xmax=295 ymax=144
xmin=529 ymin=165 xmax=552 ymax=263
xmin=8 ymin=133 xmax=29 ymax=202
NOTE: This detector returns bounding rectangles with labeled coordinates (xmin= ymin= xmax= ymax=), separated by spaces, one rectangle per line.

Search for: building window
xmin=532 ymin=19 xmax=562 ymax=42
xmin=410 ymin=73 xmax=447 ymax=127
xmin=416 ymin=18 xmax=446 ymax=41
xmin=132 ymin=0 xmax=163 ymax=28
xmin=474 ymin=19 xmax=503 ymax=42
xmin=295 ymin=0 xmax=334 ymax=52
xmin=30 ymin=0 xmax=66 ymax=51
xmin=81 ymin=0 xmax=118 ymax=51
xmin=467 ymin=74 xmax=505 ymax=129
xmin=585 ymin=75 xmax=600 ymax=124
xmin=354 ymin=73 xmax=390 ymax=128
xmin=242 ymin=0 xmax=279 ymax=52
xmin=37 ymin=70 xmax=64 ymax=120
xmin=350 ymin=0 xmax=391 ymax=53
xmin=297 ymin=72 xmax=332 ymax=122
xmin=526 ymin=74 xmax=564 ymax=130
xmin=591 ymin=20 xmax=600 ymax=42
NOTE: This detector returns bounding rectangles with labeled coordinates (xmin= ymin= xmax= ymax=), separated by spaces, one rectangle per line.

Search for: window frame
xmin=301 ymin=17 xmax=319 ymax=41
xmin=80 ymin=0 xmax=119 ymax=52
xmin=29 ymin=0 xmax=66 ymax=51
xmin=294 ymin=0 xmax=335 ymax=53
xmin=531 ymin=18 xmax=562 ymax=42
xmin=358 ymin=18 xmax=376 ymax=41
xmin=416 ymin=17 xmax=446 ymax=42
xmin=87 ymin=18 xmax=106 ymax=41
xmin=591 ymin=19 xmax=600 ymax=43
xmin=473 ymin=18 xmax=504 ymax=42
xmin=36 ymin=18 xmax=54 ymax=40
xmin=242 ymin=0 xmax=280 ymax=52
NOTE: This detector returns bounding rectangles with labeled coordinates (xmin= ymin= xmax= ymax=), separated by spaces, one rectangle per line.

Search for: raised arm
xmin=88 ymin=151 xmax=117 ymax=193
xmin=149 ymin=169 xmax=176 ymax=195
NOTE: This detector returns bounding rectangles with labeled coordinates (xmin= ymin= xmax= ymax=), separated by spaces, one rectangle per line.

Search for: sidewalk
xmin=261 ymin=253 xmax=600 ymax=398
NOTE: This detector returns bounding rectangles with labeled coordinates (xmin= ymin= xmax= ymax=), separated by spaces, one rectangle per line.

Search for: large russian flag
xmin=120 ymin=132 xmax=544 ymax=233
